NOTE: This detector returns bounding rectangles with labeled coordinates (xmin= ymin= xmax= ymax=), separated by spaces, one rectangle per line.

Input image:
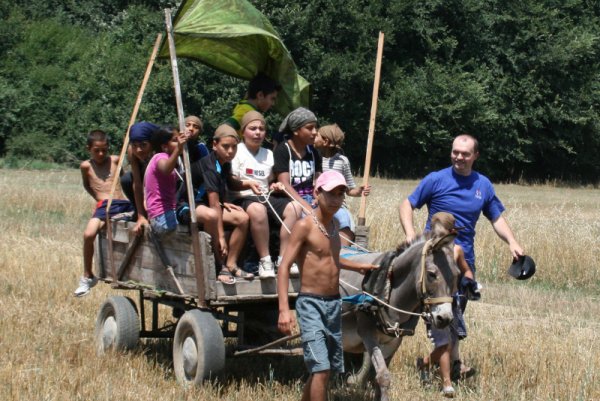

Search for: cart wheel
xmin=95 ymin=296 xmax=139 ymax=355
xmin=173 ymin=309 xmax=225 ymax=385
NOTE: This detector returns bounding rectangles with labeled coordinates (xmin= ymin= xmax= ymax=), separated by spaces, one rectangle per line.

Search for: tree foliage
xmin=1 ymin=0 xmax=599 ymax=182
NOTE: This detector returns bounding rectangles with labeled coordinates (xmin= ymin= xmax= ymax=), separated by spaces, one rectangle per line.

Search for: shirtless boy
xmin=277 ymin=170 xmax=378 ymax=401
xmin=74 ymin=130 xmax=132 ymax=297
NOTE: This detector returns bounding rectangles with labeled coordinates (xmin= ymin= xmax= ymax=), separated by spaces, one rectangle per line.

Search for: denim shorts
xmin=334 ymin=206 xmax=355 ymax=231
xmin=150 ymin=209 xmax=177 ymax=237
xmin=296 ymin=293 xmax=344 ymax=374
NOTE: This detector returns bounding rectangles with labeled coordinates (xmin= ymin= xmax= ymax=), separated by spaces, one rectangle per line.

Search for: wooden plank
xmin=354 ymin=225 xmax=370 ymax=249
xmin=94 ymin=235 xmax=106 ymax=278
xmin=216 ymin=278 xmax=301 ymax=298
xmin=116 ymin=234 xmax=142 ymax=280
xmin=95 ymin=221 xmax=300 ymax=304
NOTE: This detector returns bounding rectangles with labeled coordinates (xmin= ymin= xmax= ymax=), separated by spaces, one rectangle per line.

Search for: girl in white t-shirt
xmin=230 ymin=111 xmax=302 ymax=279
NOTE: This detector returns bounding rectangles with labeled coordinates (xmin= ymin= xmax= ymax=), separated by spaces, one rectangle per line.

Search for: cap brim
xmin=318 ymin=183 xmax=348 ymax=192
xmin=508 ymin=255 xmax=536 ymax=280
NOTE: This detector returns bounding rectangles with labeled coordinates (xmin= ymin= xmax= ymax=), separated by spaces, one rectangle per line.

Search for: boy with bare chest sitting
xmin=277 ymin=170 xmax=378 ymax=401
xmin=75 ymin=130 xmax=133 ymax=297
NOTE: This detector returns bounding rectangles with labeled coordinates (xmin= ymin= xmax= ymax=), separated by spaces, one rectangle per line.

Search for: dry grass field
xmin=1 ymin=168 xmax=599 ymax=401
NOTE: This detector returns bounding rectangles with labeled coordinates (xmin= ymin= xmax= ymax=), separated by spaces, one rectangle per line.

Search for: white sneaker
xmin=258 ymin=259 xmax=276 ymax=279
xmin=290 ymin=263 xmax=300 ymax=277
xmin=74 ymin=275 xmax=98 ymax=297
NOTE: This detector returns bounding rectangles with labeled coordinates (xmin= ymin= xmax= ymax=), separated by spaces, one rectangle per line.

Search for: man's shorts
xmin=296 ymin=292 xmax=344 ymax=374
xmin=334 ymin=206 xmax=355 ymax=231
xmin=149 ymin=209 xmax=177 ymax=237
xmin=233 ymin=195 xmax=293 ymax=222
xmin=92 ymin=199 xmax=134 ymax=220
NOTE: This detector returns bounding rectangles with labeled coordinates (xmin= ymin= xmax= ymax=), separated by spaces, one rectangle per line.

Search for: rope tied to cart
xmin=257 ymin=187 xmax=371 ymax=253
xmin=255 ymin=187 xmax=427 ymax=319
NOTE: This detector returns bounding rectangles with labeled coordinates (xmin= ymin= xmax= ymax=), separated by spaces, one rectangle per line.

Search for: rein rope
xmin=260 ymin=187 xmax=371 ymax=252
xmin=339 ymin=277 xmax=424 ymax=318
xmin=259 ymin=187 xmax=451 ymax=331
xmin=281 ymin=187 xmax=371 ymax=251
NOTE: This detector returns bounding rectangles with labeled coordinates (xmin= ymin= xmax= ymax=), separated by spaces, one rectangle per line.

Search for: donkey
xmin=338 ymin=232 xmax=460 ymax=401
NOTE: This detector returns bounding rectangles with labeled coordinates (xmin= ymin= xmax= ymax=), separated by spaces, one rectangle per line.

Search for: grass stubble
xmin=0 ymin=169 xmax=599 ymax=400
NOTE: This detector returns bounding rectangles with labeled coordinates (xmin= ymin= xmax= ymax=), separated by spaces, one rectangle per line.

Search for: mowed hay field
xmin=1 ymin=169 xmax=599 ymax=401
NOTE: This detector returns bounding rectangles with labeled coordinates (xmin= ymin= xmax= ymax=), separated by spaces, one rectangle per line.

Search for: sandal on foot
xmin=442 ymin=386 xmax=455 ymax=398
xmin=461 ymin=365 xmax=476 ymax=379
xmin=230 ymin=266 xmax=254 ymax=280
xmin=217 ymin=268 xmax=236 ymax=285
xmin=451 ymin=360 xmax=476 ymax=381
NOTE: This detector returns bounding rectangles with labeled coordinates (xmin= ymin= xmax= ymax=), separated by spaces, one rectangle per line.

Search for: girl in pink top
xmin=144 ymin=126 xmax=188 ymax=236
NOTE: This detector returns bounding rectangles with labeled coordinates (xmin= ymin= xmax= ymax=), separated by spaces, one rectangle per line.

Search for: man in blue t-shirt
xmin=399 ymin=133 xmax=525 ymax=379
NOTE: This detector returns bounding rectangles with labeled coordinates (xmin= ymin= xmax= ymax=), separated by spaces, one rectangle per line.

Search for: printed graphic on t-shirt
xmin=246 ymin=167 xmax=268 ymax=178
xmin=289 ymin=159 xmax=315 ymax=197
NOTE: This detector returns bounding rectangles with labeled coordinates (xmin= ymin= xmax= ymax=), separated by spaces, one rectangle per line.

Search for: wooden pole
xmin=106 ymin=33 xmax=163 ymax=212
xmin=357 ymin=31 xmax=384 ymax=227
xmin=165 ymin=8 xmax=207 ymax=307
xmin=104 ymin=33 xmax=162 ymax=283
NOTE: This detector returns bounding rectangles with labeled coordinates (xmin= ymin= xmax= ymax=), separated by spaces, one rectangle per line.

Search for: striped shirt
xmin=322 ymin=153 xmax=356 ymax=189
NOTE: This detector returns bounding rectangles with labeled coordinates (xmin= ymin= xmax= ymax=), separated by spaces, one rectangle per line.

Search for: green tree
xmin=1 ymin=0 xmax=599 ymax=182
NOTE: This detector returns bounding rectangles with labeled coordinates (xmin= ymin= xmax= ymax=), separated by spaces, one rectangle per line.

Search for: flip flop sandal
xmin=451 ymin=360 xmax=476 ymax=381
xmin=217 ymin=268 xmax=236 ymax=285
xmin=460 ymin=365 xmax=476 ymax=379
xmin=230 ymin=266 xmax=255 ymax=281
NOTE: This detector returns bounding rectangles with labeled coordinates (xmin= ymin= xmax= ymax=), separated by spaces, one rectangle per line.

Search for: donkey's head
xmin=390 ymin=220 xmax=460 ymax=329
xmin=421 ymin=230 xmax=460 ymax=328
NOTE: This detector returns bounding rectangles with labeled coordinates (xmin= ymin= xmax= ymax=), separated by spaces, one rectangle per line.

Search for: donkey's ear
xmin=431 ymin=232 xmax=457 ymax=250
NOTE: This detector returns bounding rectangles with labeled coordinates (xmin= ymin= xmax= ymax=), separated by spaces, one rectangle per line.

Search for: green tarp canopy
xmin=159 ymin=0 xmax=310 ymax=114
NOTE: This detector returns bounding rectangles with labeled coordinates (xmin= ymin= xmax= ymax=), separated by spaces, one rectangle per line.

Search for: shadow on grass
xmin=137 ymin=337 xmax=307 ymax=385
xmin=137 ymin=338 xmax=375 ymax=400
xmin=139 ymin=338 xmax=175 ymax=381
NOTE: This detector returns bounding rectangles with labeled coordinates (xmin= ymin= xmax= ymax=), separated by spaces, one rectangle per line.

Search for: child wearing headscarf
xmin=272 ymin=107 xmax=322 ymax=276
xmin=273 ymin=107 xmax=323 ymax=212
xmin=121 ymin=121 xmax=159 ymax=235
xmin=230 ymin=111 xmax=302 ymax=279
xmin=184 ymin=115 xmax=210 ymax=162
xmin=179 ymin=124 xmax=261 ymax=284
xmin=315 ymin=124 xmax=371 ymax=246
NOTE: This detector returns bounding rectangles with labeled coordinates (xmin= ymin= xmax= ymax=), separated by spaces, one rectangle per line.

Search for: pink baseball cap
xmin=315 ymin=170 xmax=348 ymax=191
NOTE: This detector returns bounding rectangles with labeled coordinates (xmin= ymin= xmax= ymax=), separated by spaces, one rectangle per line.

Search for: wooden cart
xmin=94 ymin=220 xmax=302 ymax=385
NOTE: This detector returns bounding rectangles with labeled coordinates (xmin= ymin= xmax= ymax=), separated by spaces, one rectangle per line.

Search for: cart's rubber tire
xmin=173 ymin=309 xmax=225 ymax=385
xmin=95 ymin=296 xmax=140 ymax=355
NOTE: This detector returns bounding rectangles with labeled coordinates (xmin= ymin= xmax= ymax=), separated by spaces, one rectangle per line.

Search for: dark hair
xmin=87 ymin=130 xmax=108 ymax=146
xmin=247 ymin=73 xmax=282 ymax=99
xmin=150 ymin=126 xmax=176 ymax=152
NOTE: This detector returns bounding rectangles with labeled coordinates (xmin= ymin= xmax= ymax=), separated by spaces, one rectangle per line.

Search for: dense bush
xmin=1 ymin=0 xmax=599 ymax=182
